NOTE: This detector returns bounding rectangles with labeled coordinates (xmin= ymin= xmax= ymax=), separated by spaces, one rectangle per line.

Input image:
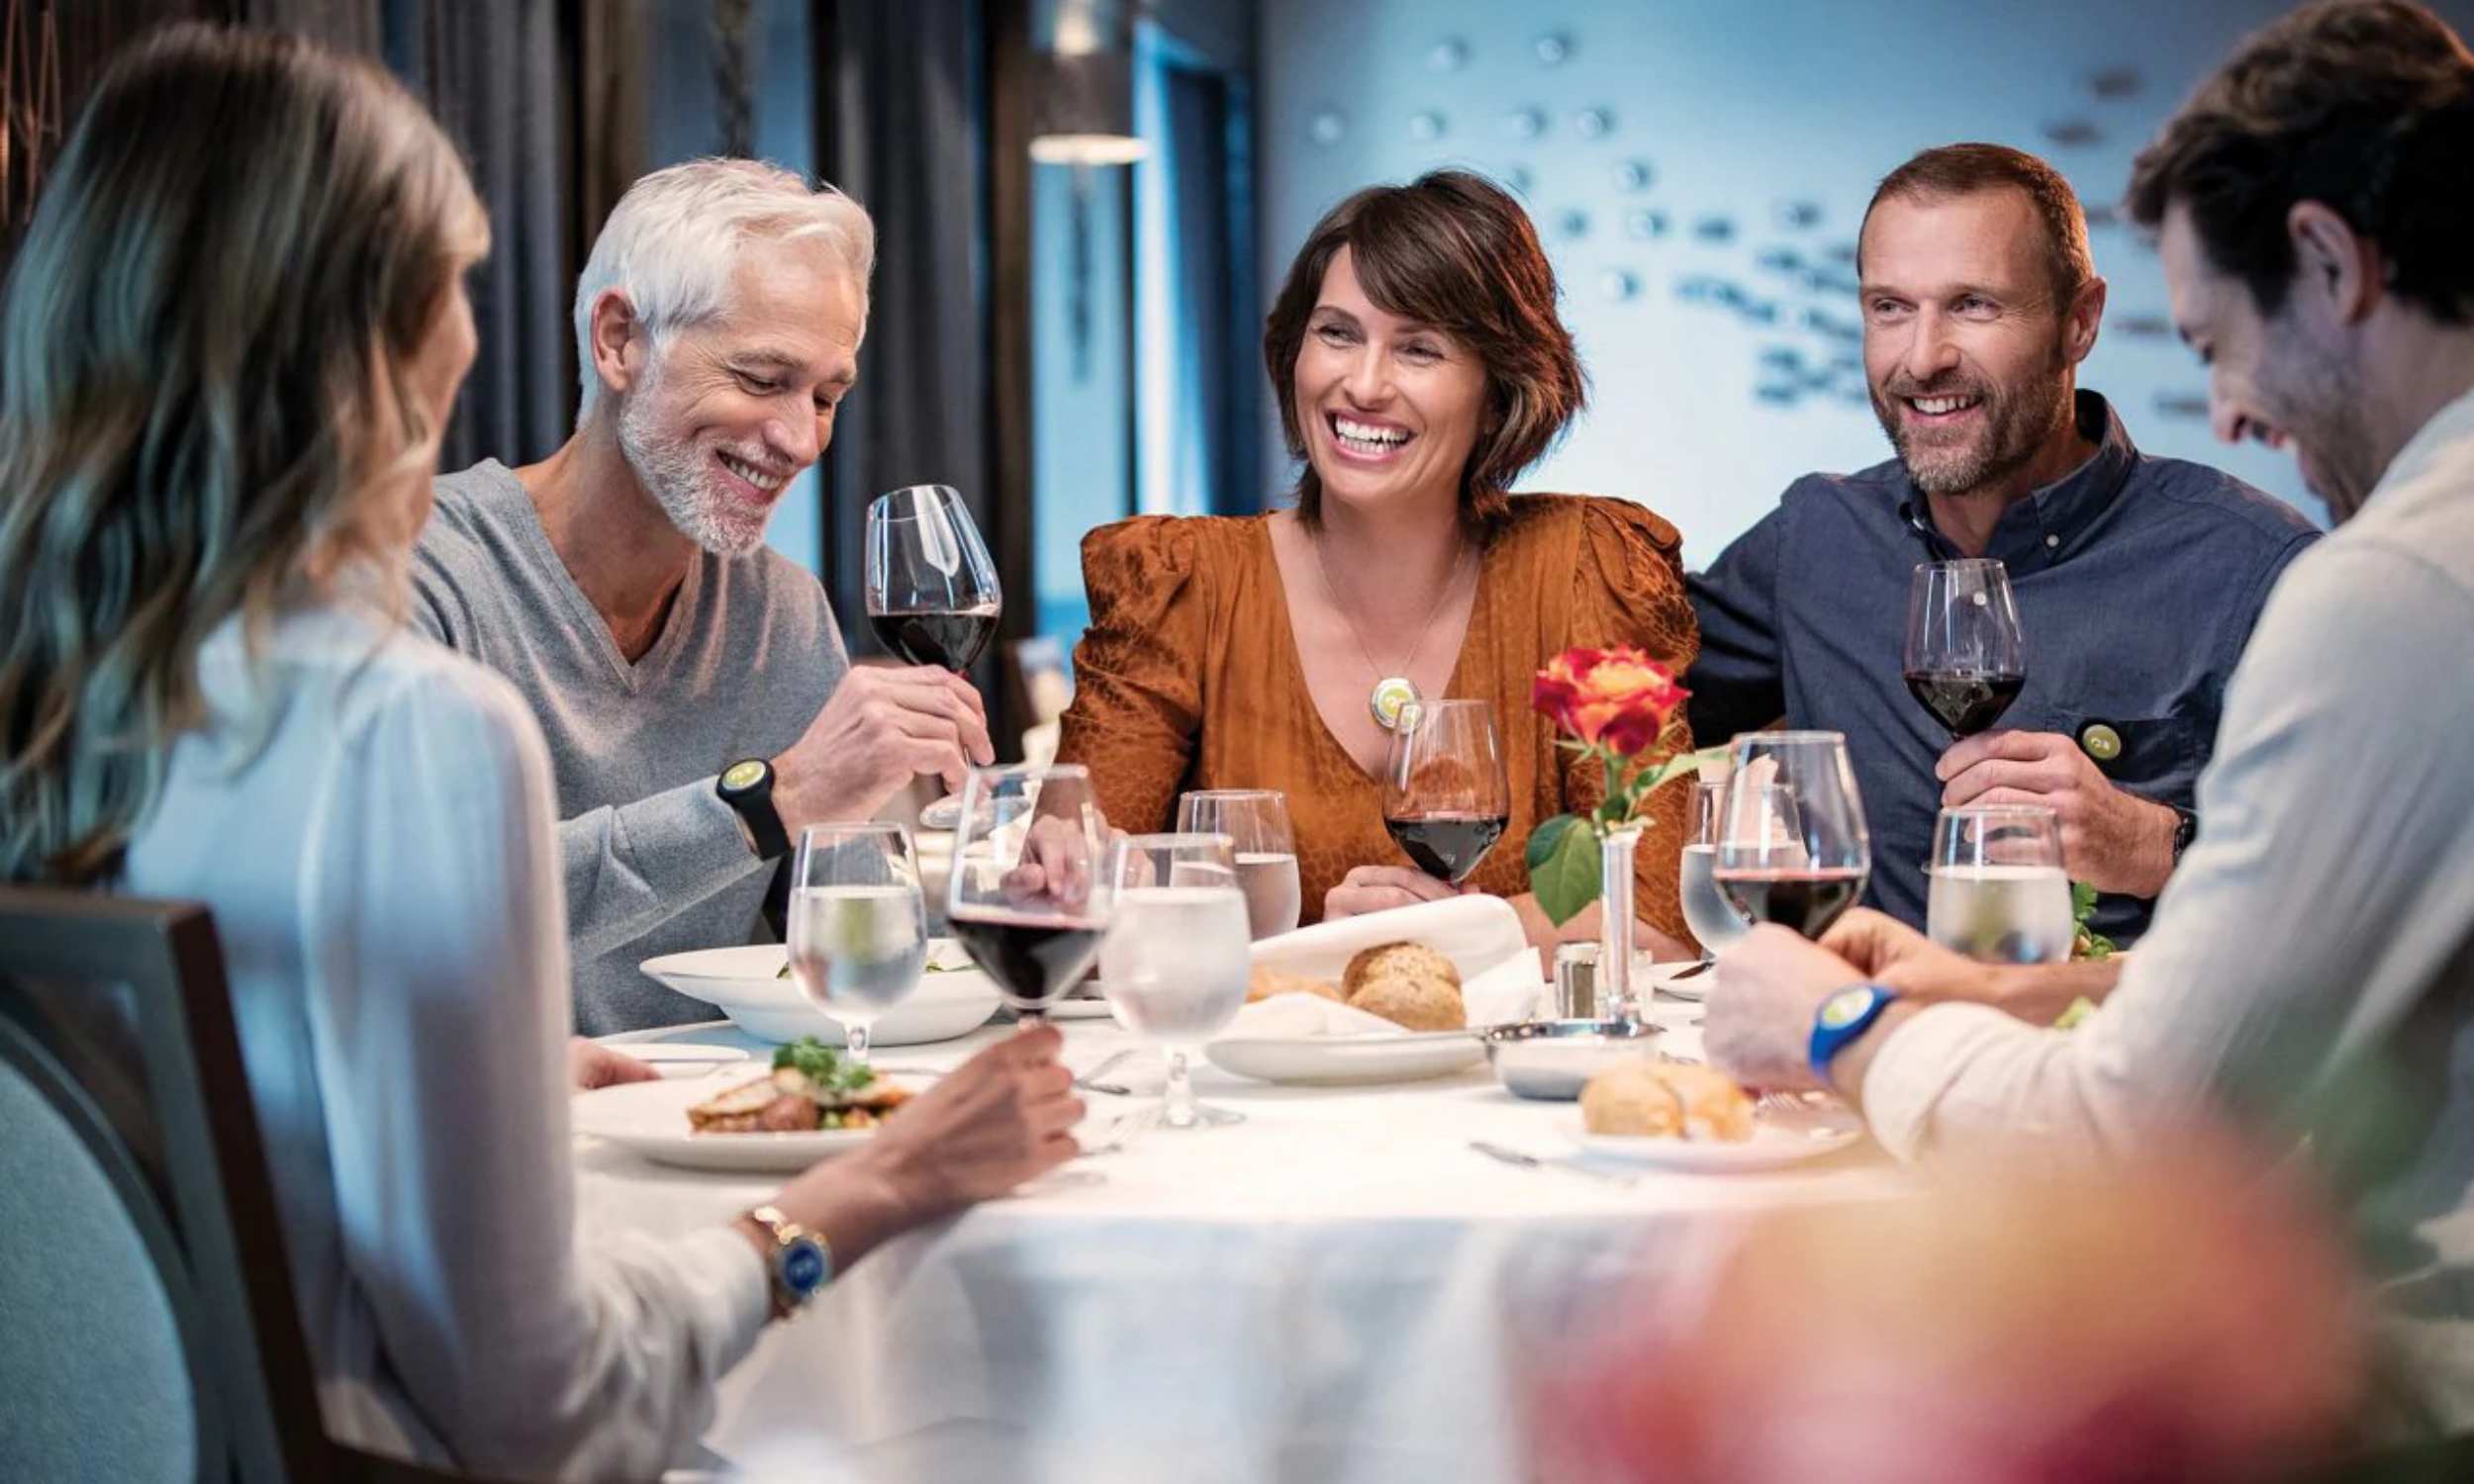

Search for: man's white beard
xmin=616 ymin=377 xmax=772 ymax=557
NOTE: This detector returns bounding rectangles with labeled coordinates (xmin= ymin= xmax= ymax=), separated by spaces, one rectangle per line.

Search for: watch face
xmin=783 ymin=1238 xmax=828 ymax=1294
xmin=721 ymin=759 xmax=768 ymax=793
xmin=1817 ymin=985 xmax=1876 ymax=1031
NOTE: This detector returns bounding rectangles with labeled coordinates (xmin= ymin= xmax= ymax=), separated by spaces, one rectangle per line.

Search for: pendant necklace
xmin=1312 ymin=533 xmax=1473 ymax=731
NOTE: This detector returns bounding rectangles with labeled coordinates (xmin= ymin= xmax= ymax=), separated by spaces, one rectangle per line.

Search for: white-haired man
xmin=416 ymin=158 xmax=992 ymax=1033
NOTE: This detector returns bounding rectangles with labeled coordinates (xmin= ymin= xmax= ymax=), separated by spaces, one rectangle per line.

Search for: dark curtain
xmin=381 ymin=0 xmax=574 ymax=472
xmin=1163 ymin=59 xmax=1259 ymax=515
xmin=814 ymin=0 xmax=1005 ymax=682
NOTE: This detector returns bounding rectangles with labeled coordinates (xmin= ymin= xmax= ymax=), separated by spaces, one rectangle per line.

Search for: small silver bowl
xmin=1481 ymin=1018 xmax=1665 ymax=1101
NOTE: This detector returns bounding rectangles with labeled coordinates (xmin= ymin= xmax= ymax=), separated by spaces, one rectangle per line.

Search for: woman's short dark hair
xmin=2127 ymin=0 xmax=2474 ymax=325
xmin=1263 ymin=169 xmax=1584 ymax=537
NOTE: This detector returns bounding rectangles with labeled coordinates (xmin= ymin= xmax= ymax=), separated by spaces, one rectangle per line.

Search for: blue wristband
xmin=1808 ymin=982 xmax=1899 ymax=1082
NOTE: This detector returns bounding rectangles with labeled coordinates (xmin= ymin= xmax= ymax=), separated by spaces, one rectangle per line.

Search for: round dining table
xmin=584 ymin=1001 xmax=1907 ymax=1483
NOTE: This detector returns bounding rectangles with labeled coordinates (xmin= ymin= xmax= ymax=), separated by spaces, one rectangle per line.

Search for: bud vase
xmin=1599 ymin=826 xmax=1640 ymax=1022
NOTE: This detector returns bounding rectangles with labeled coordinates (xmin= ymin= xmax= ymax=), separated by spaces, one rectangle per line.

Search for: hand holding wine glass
xmin=1381 ymin=699 xmax=1512 ymax=885
xmin=868 ymin=485 xmax=1001 ymax=830
xmin=945 ymin=764 xmax=1113 ymax=1027
xmin=1713 ymin=732 xmax=1871 ymax=940
xmin=1904 ymin=559 xmax=2026 ymax=738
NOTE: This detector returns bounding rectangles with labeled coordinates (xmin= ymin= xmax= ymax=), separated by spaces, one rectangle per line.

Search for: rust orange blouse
xmin=1056 ymin=494 xmax=1699 ymax=939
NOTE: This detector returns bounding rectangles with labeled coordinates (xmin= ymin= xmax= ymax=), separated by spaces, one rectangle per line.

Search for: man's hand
xmin=1823 ymin=907 xmax=2123 ymax=1027
xmin=773 ymin=666 xmax=995 ymax=830
xmin=1937 ymin=730 xmax=2178 ymax=897
xmin=1819 ymin=909 xmax=1997 ymax=1002
xmin=1703 ymin=926 xmax=1865 ymax=1092
xmin=568 ymin=1036 xmax=660 ymax=1090
xmin=1323 ymin=865 xmax=1463 ymax=921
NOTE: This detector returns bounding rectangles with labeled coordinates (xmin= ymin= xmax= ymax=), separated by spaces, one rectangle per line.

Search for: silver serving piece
xmin=1480 ymin=1017 xmax=1663 ymax=1101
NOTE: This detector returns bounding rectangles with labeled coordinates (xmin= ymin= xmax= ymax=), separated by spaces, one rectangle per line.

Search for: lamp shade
xmin=1028 ymin=49 xmax=1145 ymax=164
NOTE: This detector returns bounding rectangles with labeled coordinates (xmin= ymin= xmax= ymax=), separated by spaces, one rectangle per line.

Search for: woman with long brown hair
xmin=1057 ymin=169 xmax=1698 ymax=958
xmin=0 ymin=25 xmax=1077 ymax=1475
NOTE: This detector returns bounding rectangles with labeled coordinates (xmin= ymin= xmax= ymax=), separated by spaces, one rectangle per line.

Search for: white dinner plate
xmin=1570 ymin=1097 xmax=1864 ymax=1171
xmin=639 ymin=941 xmax=1000 ymax=1046
xmin=1640 ymin=959 xmax=1714 ymax=1003
xmin=571 ymin=1075 xmax=885 ymax=1173
xmin=1204 ymin=1031 xmax=1485 ymax=1086
xmin=619 ymin=1043 xmax=751 ymax=1077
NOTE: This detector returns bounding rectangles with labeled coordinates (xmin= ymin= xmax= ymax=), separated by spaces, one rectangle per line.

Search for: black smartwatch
xmin=716 ymin=758 xmax=791 ymax=861
xmin=2168 ymin=804 xmax=2199 ymax=866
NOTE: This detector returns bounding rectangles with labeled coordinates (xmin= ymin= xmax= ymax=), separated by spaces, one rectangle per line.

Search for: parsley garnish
xmin=770 ymin=1036 xmax=878 ymax=1093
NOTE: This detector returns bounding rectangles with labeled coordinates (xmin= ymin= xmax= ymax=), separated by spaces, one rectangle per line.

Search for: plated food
xmin=687 ymin=1038 xmax=911 ymax=1134
xmin=1579 ymin=1061 xmax=1756 ymax=1143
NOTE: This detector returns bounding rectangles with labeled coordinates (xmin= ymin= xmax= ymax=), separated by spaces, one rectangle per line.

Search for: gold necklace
xmin=1312 ymin=533 xmax=1472 ymax=731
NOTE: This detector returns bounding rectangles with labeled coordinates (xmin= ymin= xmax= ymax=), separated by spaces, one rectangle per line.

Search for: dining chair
xmin=0 ymin=885 xmax=529 ymax=1484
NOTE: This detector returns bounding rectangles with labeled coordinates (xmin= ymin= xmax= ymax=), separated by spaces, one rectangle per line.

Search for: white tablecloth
xmin=584 ymin=1007 xmax=1907 ymax=1483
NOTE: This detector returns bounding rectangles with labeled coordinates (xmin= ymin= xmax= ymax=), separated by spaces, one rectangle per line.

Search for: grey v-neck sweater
xmin=413 ymin=460 xmax=845 ymax=1032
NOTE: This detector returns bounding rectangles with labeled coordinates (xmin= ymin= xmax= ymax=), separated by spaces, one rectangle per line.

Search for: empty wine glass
xmin=1927 ymin=804 xmax=2072 ymax=965
xmin=1679 ymin=776 xmax=1754 ymax=962
xmin=943 ymin=763 xmax=1112 ymax=1027
xmin=1177 ymin=789 xmax=1300 ymax=939
xmin=1381 ymin=699 xmax=1512 ymax=884
xmin=1714 ymin=732 xmax=1870 ymax=940
xmin=1904 ymin=559 xmax=2027 ymax=738
xmin=1099 ymin=832 xmax=1251 ymax=1133
xmin=869 ymin=485 xmax=1001 ymax=831
xmin=784 ymin=823 xmax=926 ymax=1066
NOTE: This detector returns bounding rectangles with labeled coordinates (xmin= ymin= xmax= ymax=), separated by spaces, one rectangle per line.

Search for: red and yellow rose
xmin=1530 ymin=646 xmax=1689 ymax=756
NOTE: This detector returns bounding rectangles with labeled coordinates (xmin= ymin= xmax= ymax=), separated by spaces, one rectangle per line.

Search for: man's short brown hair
xmin=1862 ymin=142 xmax=2096 ymax=310
xmin=2126 ymin=0 xmax=2474 ymax=325
xmin=1263 ymin=169 xmax=1584 ymax=537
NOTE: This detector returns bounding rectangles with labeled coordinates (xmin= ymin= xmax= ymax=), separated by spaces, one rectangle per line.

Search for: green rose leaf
xmin=1528 ymin=812 xmax=1603 ymax=926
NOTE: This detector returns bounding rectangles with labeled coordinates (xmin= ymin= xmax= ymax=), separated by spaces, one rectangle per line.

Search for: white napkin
xmin=1234 ymin=895 xmax=1545 ymax=1034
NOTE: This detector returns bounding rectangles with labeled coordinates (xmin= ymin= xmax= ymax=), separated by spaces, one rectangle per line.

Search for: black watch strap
xmin=716 ymin=759 xmax=791 ymax=861
xmin=2169 ymin=804 xmax=2199 ymax=864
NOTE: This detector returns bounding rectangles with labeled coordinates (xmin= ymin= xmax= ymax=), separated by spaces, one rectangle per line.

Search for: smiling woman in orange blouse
xmin=1056 ymin=169 xmax=1698 ymax=961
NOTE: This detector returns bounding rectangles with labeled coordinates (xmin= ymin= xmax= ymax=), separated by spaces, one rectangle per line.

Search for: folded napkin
xmin=1237 ymin=895 xmax=1544 ymax=1033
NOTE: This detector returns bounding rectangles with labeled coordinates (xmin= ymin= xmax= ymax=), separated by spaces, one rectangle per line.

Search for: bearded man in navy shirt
xmin=1687 ymin=143 xmax=2320 ymax=946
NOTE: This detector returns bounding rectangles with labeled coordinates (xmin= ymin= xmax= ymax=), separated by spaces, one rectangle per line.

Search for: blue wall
xmin=1255 ymin=0 xmax=2473 ymax=564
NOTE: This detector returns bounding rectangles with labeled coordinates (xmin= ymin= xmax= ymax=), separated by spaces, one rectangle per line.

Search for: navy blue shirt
xmin=1686 ymin=391 xmax=2320 ymax=944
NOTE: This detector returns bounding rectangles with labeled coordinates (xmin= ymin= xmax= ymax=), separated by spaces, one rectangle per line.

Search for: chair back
xmin=0 ymin=887 xmax=327 ymax=1483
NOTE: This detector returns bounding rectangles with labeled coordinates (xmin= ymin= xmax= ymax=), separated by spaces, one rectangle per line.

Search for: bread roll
xmin=1580 ymin=1062 xmax=1756 ymax=1142
xmin=1347 ymin=972 xmax=1466 ymax=1032
xmin=1342 ymin=942 xmax=1461 ymax=996
xmin=1246 ymin=965 xmax=1343 ymax=1003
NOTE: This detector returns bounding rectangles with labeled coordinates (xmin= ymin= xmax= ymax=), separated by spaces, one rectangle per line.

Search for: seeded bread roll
xmin=1346 ymin=972 xmax=1467 ymax=1032
xmin=1246 ymin=965 xmax=1344 ymax=1003
xmin=1341 ymin=942 xmax=1461 ymax=997
xmin=1579 ymin=1062 xmax=1756 ymax=1142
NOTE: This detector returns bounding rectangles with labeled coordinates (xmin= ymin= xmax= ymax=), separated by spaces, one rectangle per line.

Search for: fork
xmin=1072 ymin=1049 xmax=1135 ymax=1096
xmin=1468 ymin=1140 xmax=1639 ymax=1188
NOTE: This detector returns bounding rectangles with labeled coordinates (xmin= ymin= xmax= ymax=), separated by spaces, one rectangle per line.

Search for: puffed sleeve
xmin=1054 ymin=516 xmax=1208 ymax=836
xmin=1563 ymin=498 xmax=1700 ymax=948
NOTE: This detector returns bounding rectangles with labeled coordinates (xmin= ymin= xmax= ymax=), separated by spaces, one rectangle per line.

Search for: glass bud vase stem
xmin=1599 ymin=825 xmax=1640 ymax=1022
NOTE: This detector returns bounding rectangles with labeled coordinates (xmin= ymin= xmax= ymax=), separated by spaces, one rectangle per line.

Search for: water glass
xmin=1099 ymin=833 xmax=1251 ymax=1132
xmin=1679 ymin=777 xmax=1754 ymax=961
xmin=1176 ymin=789 xmax=1300 ymax=939
xmin=785 ymin=823 xmax=927 ymax=1066
xmin=1926 ymin=804 xmax=2072 ymax=965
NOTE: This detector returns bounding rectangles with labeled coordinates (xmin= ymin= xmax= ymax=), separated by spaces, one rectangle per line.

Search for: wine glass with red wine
xmin=1903 ymin=559 xmax=2026 ymax=737
xmin=1380 ymin=699 xmax=1512 ymax=885
xmin=943 ymin=763 xmax=1113 ymax=1026
xmin=869 ymin=486 xmax=1001 ymax=831
xmin=1713 ymin=732 xmax=1871 ymax=939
